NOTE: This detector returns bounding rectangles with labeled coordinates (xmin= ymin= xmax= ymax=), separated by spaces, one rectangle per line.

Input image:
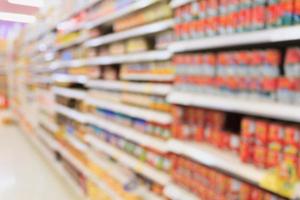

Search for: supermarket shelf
xmin=39 ymin=115 xmax=58 ymax=134
xmin=164 ymin=183 xmax=199 ymax=200
xmin=86 ymin=149 xmax=165 ymax=200
xmin=167 ymin=91 xmax=300 ymax=122
xmin=87 ymin=50 xmax=172 ymax=65
xmin=50 ymin=59 xmax=87 ymax=70
xmin=85 ymin=0 xmax=159 ymax=29
xmin=86 ymin=80 xmax=172 ymax=96
xmin=121 ymin=74 xmax=175 ymax=81
xmin=24 ymin=128 xmax=86 ymax=199
xmin=34 ymin=127 xmax=122 ymax=200
xmin=52 ymin=87 xmax=86 ymax=100
xmin=25 ymin=0 xmax=102 ymax=43
xmin=170 ymin=0 xmax=195 ymax=8
xmin=36 ymin=128 xmax=60 ymax=151
xmin=86 ymin=149 xmax=131 ymax=185
xmin=52 ymin=74 xmax=88 ymax=84
xmin=65 ymin=135 xmax=88 ymax=152
xmin=169 ymin=25 xmax=300 ymax=52
xmin=33 ymin=76 xmax=53 ymax=84
xmin=49 ymin=50 xmax=172 ymax=70
xmin=167 ymin=139 xmax=266 ymax=184
xmin=55 ymin=139 xmax=122 ymax=200
xmin=55 ymin=104 xmax=87 ymax=123
xmin=54 ymin=35 xmax=91 ymax=52
xmin=85 ymin=134 xmax=171 ymax=186
xmin=87 ymin=115 xmax=168 ymax=153
xmin=85 ymin=97 xmax=172 ymax=124
xmin=85 ymin=19 xmax=174 ymax=47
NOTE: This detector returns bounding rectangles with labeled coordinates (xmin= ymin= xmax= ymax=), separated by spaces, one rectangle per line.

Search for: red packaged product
xmin=198 ymin=0 xmax=207 ymax=19
xmin=239 ymin=183 xmax=252 ymax=200
xmin=212 ymin=130 xmax=223 ymax=147
xmin=284 ymin=146 xmax=298 ymax=166
xmin=241 ymin=118 xmax=256 ymax=139
xmin=227 ymin=179 xmax=241 ymax=200
xmin=253 ymin=144 xmax=268 ymax=168
xmin=189 ymin=21 xmax=198 ymax=38
xmin=215 ymin=174 xmax=230 ymax=194
xmin=295 ymin=0 xmax=300 ymax=24
xmin=194 ymin=126 xmax=204 ymax=142
xmin=238 ymin=8 xmax=252 ymax=32
xmin=220 ymin=132 xmax=230 ymax=149
xmin=278 ymin=77 xmax=296 ymax=90
xmin=252 ymin=5 xmax=266 ymax=30
xmin=267 ymin=143 xmax=283 ymax=168
xmin=206 ymin=16 xmax=219 ymax=36
xmin=181 ymin=22 xmax=190 ymax=40
xmin=219 ymin=14 xmax=227 ymax=34
xmin=196 ymin=19 xmax=205 ymax=37
xmin=255 ymin=120 xmax=269 ymax=144
xmin=269 ymin=123 xmax=284 ymax=144
xmin=227 ymin=11 xmax=239 ymax=33
xmin=298 ymin=155 xmax=300 ymax=178
xmin=267 ymin=2 xmax=282 ymax=27
xmin=207 ymin=0 xmax=219 ymax=16
xmin=174 ymin=24 xmax=182 ymax=39
xmin=262 ymin=77 xmax=277 ymax=94
xmin=284 ymin=125 xmax=300 ymax=147
xmin=230 ymin=134 xmax=241 ymax=153
xmin=240 ymin=140 xmax=253 ymax=163
xmin=250 ymin=188 xmax=265 ymax=200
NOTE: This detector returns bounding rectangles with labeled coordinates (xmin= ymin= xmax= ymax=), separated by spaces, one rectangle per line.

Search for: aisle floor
xmin=0 ymin=125 xmax=81 ymax=200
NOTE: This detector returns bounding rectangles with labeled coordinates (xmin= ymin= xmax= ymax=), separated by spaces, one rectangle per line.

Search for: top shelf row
xmin=25 ymin=0 xmax=162 ymax=43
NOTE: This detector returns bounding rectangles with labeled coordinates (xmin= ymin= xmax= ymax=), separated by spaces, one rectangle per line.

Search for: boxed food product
xmin=126 ymin=37 xmax=150 ymax=53
xmin=108 ymin=42 xmax=126 ymax=55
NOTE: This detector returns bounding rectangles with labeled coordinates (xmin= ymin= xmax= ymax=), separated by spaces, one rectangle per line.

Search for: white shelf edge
xmin=55 ymin=140 xmax=122 ymax=200
xmin=169 ymin=25 xmax=300 ymax=52
xmin=167 ymin=91 xmax=300 ymax=122
xmin=84 ymin=0 xmax=159 ymax=29
xmin=52 ymin=74 xmax=88 ymax=84
xmin=170 ymin=0 xmax=194 ymax=8
xmin=86 ymin=50 xmax=172 ymax=65
xmin=164 ymin=183 xmax=199 ymax=200
xmin=167 ymin=139 xmax=266 ymax=184
xmin=85 ymin=134 xmax=171 ymax=186
xmin=50 ymin=59 xmax=87 ymax=70
xmin=86 ymin=80 xmax=172 ymax=96
xmin=87 ymin=115 xmax=168 ymax=153
xmin=25 ymin=0 xmax=103 ymax=43
xmin=121 ymin=74 xmax=175 ymax=81
xmin=52 ymin=87 xmax=86 ymax=100
xmin=65 ymin=135 xmax=88 ymax=152
xmin=48 ymin=50 xmax=172 ymax=70
xmin=84 ymin=19 xmax=174 ymax=47
xmin=55 ymin=104 xmax=87 ymax=123
xmin=86 ymin=149 xmax=165 ymax=200
xmin=85 ymin=96 xmax=172 ymax=124
xmin=38 ymin=115 xmax=59 ymax=135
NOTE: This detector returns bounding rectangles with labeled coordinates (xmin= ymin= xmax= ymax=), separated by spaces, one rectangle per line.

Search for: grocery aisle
xmin=0 ymin=125 xmax=80 ymax=200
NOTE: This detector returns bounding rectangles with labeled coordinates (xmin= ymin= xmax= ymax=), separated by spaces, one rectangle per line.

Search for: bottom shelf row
xmin=17 ymin=106 xmax=291 ymax=200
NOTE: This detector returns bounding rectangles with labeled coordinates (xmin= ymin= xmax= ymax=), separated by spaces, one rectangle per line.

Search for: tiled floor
xmin=0 ymin=125 xmax=80 ymax=200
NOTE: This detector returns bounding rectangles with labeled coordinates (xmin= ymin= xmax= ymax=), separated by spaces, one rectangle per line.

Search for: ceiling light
xmin=0 ymin=12 xmax=36 ymax=23
xmin=8 ymin=0 xmax=44 ymax=8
